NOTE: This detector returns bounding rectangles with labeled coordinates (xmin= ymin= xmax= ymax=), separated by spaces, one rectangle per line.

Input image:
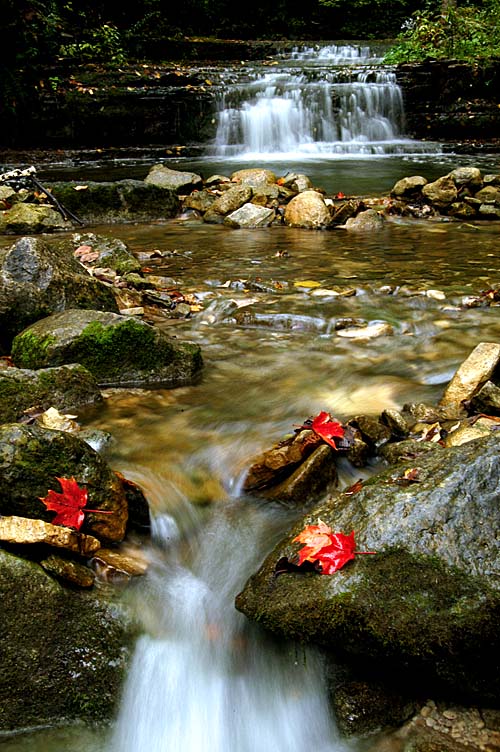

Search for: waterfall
xmin=213 ymin=43 xmax=423 ymax=157
xmin=109 ymin=502 xmax=350 ymax=752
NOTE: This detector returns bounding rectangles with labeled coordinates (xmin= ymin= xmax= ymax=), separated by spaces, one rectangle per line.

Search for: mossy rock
xmin=50 ymin=179 xmax=179 ymax=223
xmin=0 ymin=549 xmax=135 ymax=731
xmin=236 ymin=433 xmax=500 ymax=703
xmin=67 ymin=232 xmax=142 ymax=275
xmin=0 ymin=363 xmax=102 ymax=424
xmin=0 ymin=422 xmax=128 ymax=542
xmin=0 ymin=203 xmax=68 ymax=234
xmin=11 ymin=309 xmax=203 ymax=388
xmin=0 ymin=236 xmax=118 ymax=351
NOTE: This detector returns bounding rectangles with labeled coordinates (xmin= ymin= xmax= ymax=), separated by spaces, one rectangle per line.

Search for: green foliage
xmin=59 ymin=24 xmax=126 ymax=64
xmin=385 ymin=0 xmax=500 ymax=62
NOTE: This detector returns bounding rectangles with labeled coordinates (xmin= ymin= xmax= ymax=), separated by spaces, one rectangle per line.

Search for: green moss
xmin=68 ymin=319 xmax=174 ymax=379
xmin=11 ymin=331 xmax=57 ymax=369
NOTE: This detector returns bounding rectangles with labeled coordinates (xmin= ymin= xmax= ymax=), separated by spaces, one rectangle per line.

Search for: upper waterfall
xmin=212 ymin=43 xmax=426 ymax=157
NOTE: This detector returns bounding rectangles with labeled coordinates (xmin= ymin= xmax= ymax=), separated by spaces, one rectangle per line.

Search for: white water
xmin=213 ymin=44 xmax=438 ymax=158
xmin=110 ymin=502 xmax=351 ymax=752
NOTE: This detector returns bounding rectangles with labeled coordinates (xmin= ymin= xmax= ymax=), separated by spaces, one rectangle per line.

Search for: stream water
xmin=2 ymin=42 xmax=500 ymax=752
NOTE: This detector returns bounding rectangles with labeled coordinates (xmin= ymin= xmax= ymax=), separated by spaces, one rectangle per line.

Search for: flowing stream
xmin=2 ymin=42 xmax=500 ymax=752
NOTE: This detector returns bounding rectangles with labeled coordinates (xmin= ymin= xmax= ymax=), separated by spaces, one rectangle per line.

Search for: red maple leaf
xmin=40 ymin=476 xmax=112 ymax=531
xmin=311 ymin=411 xmax=345 ymax=449
xmin=293 ymin=521 xmax=375 ymax=574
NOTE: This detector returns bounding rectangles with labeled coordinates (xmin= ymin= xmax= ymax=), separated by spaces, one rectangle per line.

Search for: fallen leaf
xmin=293 ymin=280 xmax=322 ymax=288
xmin=35 ymin=406 xmax=79 ymax=433
xmin=289 ymin=521 xmax=375 ymax=574
xmin=311 ymin=411 xmax=345 ymax=449
xmin=40 ymin=477 xmax=112 ymax=530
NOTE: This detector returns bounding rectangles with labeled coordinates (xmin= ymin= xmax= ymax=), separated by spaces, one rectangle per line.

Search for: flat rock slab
xmin=0 ymin=515 xmax=100 ymax=555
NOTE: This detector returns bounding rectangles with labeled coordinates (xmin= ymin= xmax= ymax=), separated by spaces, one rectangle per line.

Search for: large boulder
xmin=284 ymin=190 xmax=331 ymax=229
xmin=0 ymin=236 xmax=118 ymax=352
xmin=51 ymin=178 xmax=180 ymax=222
xmin=0 ymin=422 xmax=128 ymax=542
xmin=0 ymin=548 xmax=134 ymax=731
xmin=0 ymin=363 xmax=102 ymax=423
xmin=11 ymin=309 xmax=203 ymax=388
xmin=390 ymin=175 xmax=427 ymax=199
xmin=236 ymin=433 xmax=500 ymax=703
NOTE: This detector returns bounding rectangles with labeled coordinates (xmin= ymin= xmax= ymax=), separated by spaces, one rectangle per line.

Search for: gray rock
xmin=183 ymin=189 xmax=217 ymax=213
xmin=469 ymin=380 xmax=500 ymax=415
xmin=0 ymin=236 xmax=118 ymax=351
xmin=479 ymin=203 xmax=500 ymax=219
xmin=11 ymin=308 xmax=203 ymax=389
xmin=342 ymin=209 xmax=385 ymax=232
xmin=211 ymin=184 xmax=253 ymax=215
xmin=0 ymin=363 xmax=102 ymax=423
xmin=236 ymin=433 xmax=500 ymax=702
xmin=224 ymin=203 xmax=275 ymax=228
xmin=144 ymin=164 xmax=202 ymax=193
xmin=0 ymin=548 xmax=134 ymax=731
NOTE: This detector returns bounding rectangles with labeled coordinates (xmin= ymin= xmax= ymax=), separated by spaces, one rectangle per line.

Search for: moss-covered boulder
xmin=236 ymin=433 xmax=500 ymax=704
xmin=0 ymin=203 xmax=68 ymax=234
xmin=0 ymin=236 xmax=118 ymax=352
xmin=0 ymin=363 xmax=102 ymax=424
xmin=0 ymin=423 xmax=128 ymax=542
xmin=11 ymin=309 xmax=203 ymax=388
xmin=0 ymin=548 xmax=135 ymax=731
xmin=50 ymin=179 xmax=179 ymax=223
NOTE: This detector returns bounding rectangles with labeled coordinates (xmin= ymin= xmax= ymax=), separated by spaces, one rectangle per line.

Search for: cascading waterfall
xmin=110 ymin=501 xmax=350 ymax=752
xmin=213 ymin=43 xmax=427 ymax=157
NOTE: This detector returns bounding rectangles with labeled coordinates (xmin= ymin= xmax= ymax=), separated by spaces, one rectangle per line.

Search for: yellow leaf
xmin=293 ymin=280 xmax=321 ymax=288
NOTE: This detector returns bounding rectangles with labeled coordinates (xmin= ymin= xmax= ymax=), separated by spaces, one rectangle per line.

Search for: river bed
xmin=2 ymin=203 xmax=500 ymax=751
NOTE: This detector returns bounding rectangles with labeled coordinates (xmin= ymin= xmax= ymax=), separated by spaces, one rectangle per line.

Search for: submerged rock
xmin=11 ymin=308 xmax=203 ymax=389
xmin=236 ymin=432 xmax=500 ymax=703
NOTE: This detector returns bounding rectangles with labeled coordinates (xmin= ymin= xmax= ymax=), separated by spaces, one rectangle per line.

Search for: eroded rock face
xmin=11 ymin=308 xmax=203 ymax=389
xmin=0 ymin=548 xmax=135 ymax=731
xmin=0 ymin=422 xmax=128 ymax=542
xmin=236 ymin=432 xmax=500 ymax=703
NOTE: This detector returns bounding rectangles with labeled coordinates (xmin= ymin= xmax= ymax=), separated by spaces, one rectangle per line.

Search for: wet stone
xmin=40 ymin=554 xmax=96 ymax=588
xmin=470 ymin=380 xmax=500 ymax=415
